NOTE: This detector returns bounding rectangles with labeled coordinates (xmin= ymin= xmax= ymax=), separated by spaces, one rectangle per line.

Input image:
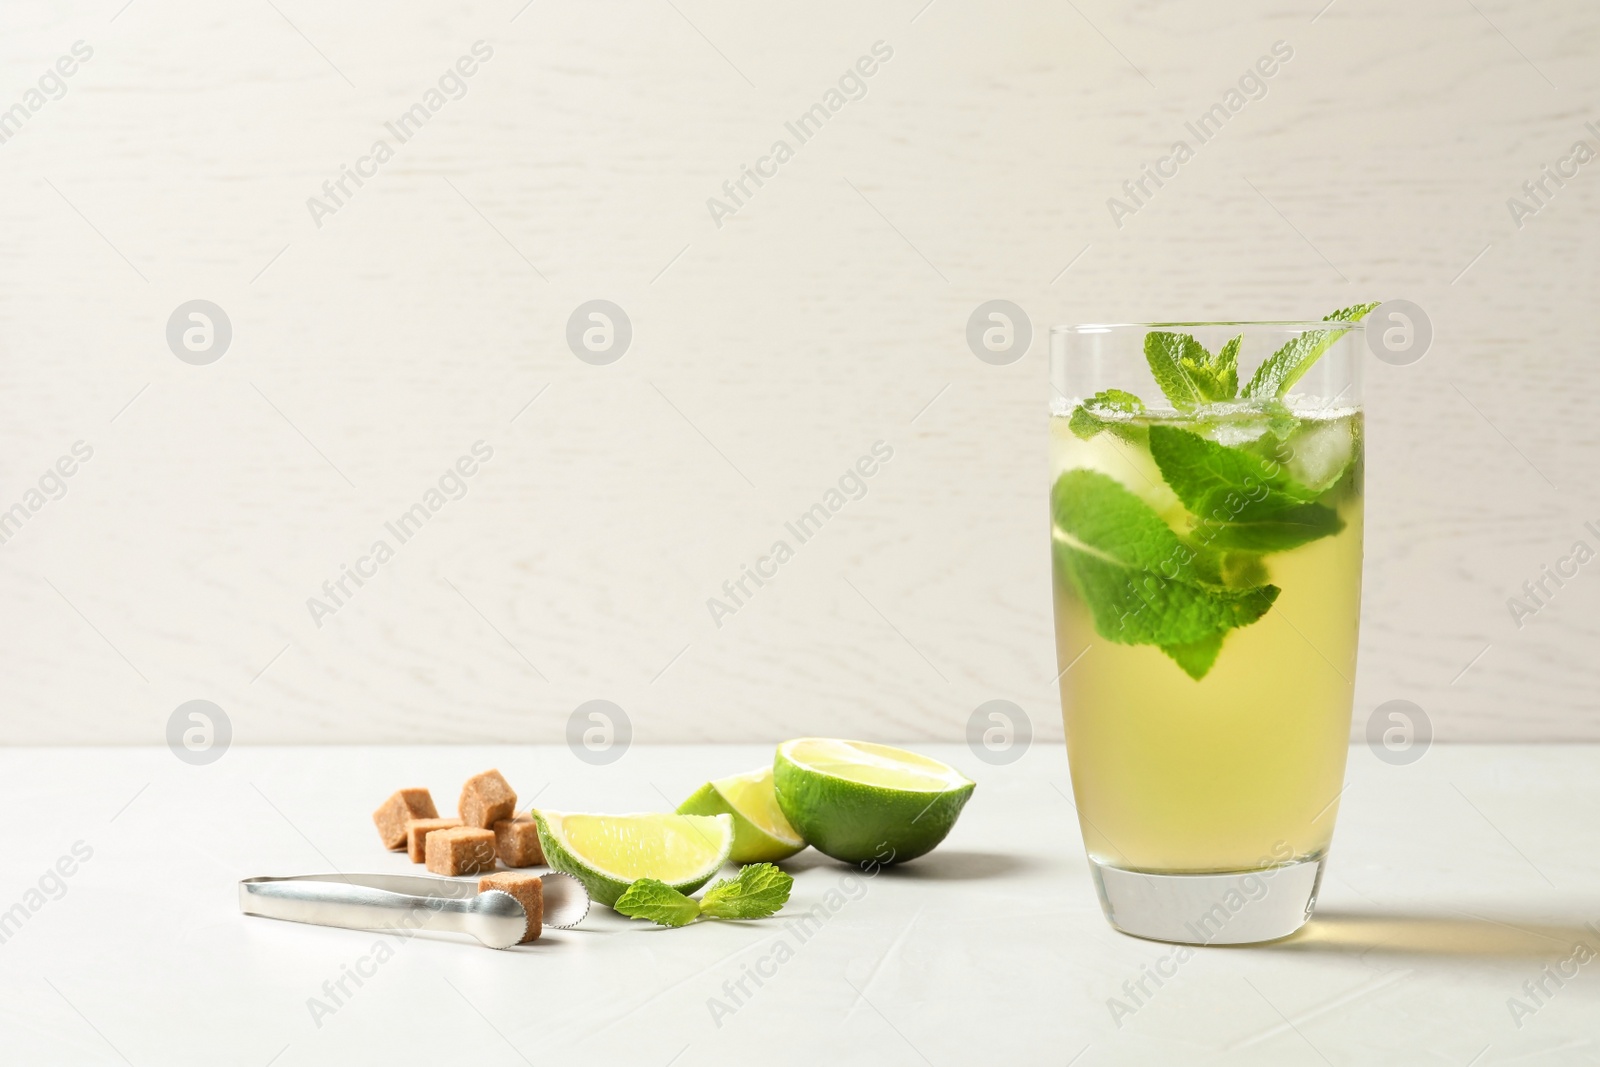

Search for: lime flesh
xmin=678 ymin=767 xmax=806 ymax=863
xmin=533 ymin=810 xmax=733 ymax=907
xmin=773 ymin=739 xmax=975 ymax=866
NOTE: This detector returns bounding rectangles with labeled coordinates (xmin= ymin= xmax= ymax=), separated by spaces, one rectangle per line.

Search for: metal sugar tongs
xmin=239 ymin=871 xmax=590 ymax=949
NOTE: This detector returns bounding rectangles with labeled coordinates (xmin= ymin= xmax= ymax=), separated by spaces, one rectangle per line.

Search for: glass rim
xmin=1052 ymin=320 xmax=1363 ymax=333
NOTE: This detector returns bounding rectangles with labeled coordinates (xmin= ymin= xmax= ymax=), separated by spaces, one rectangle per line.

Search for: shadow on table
xmin=781 ymin=849 xmax=1041 ymax=881
xmin=1269 ymin=909 xmax=1599 ymax=960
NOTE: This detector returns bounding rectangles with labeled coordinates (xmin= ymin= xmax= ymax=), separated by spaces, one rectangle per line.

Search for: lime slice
xmin=678 ymin=767 xmax=806 ymax=864
xmin=532 ymin=810 xmax=733 ymax=908
xmin=773 ymin=739 xmax=975 ymax=865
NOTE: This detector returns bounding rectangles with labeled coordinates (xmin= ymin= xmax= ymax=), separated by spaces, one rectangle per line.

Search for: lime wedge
xmin=532 ymin=810 xmax=733 ymax=907
xmin=773 ymin=739 xmax=975 ymax=866
xmin=678 ymin=767 xmax=806 ymax=864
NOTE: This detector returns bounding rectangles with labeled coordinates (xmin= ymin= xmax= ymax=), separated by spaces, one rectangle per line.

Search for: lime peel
xmin=773 ymin=739 xmax=975 ymax=866
xmin=678 ymin=766 xmax=805 ymax=864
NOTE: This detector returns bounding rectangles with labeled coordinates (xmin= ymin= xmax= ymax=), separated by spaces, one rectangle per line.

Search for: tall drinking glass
xmin=1049 ymin=320 xmax=1364 ymax=944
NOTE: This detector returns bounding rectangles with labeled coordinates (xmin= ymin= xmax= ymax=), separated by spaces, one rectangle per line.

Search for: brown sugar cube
xmin=493 ymin=815 xmax=544 ymax=868
xmin=425 ymin=826 xmax=497 ymax=876
xmin=406 ymin=817 xmax=463 ymax=863
xmin=459 ymin=769 xmax=517 ymax=829
xmin=372 ymin=788 xmax=438 ymax=850
xmin=479 ymin=871 xmax=543 ymax=943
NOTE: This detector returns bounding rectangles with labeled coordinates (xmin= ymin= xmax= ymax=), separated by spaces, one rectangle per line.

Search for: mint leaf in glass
xmin=1148 ymin=425 xmax=1344 ymax=553
xmin=1323 ymin=302 xmax=1380 ymax=323
xmin=1160 ymin=634 xmax=1224 ymax=680
xmin=1144 ymin=332 xmax=1239 ymax=409
xmin=1068 ymin=388 xmax=1145 ymax=441
xmin=1056 ymin=544 xmax=1279 ymax=650
xmin=1240 ymin=303 xmax=1376 ymax=400
xmin=1149 ymin=424 xmax=1322 ymax=507
xmin=1214 ymin=334 xmax=1242 ymax=398
xmin=1052 ymin=467 xmax=1213 ymax=584
xmin=614 ymin=879 xmax=701 ymax=927
xmin=1051 ymin=470 xmax=1278 ymax=674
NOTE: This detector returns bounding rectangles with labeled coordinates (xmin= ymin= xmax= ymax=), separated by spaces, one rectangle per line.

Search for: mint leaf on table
xmin=613 ymin=879 xmax=701 ymax=928
xmin=1145 ymin=332 xmax=1238 ymax=409
xmin=613 ymin=864 xmax=794 ymax=928
xmin=1051 ymin=469 xmax=1278 ymax=678
xmin=698 ymin=863 xmax=794 ymax=920
xmin=1240 ymin=303 xmax=1377 ymax=400
xmin=1068 ymin=388 xmax=1146 ymax=441
xmin=1147 ymin=425 xmax=1344 ymax=553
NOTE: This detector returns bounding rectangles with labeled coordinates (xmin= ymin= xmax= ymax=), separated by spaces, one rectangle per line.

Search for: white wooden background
xmin=0 ymin=0 xmax=1596 ymax=744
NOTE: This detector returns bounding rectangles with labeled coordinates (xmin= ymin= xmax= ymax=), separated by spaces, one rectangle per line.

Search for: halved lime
xmin=678 ymin=767 xmax=806 ymax=863
xmin=532 ymin=810 xmax=733 ymax=907
xmin=773 ymin=739 xmax=975 ymax=865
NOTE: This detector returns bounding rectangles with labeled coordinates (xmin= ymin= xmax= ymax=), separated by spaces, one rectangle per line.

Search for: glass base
xmin=1089 ymin=854 xmax=1326 ymax=945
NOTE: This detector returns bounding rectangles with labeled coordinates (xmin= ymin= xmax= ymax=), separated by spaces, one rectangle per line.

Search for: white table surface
xmin=3 ymin=743 xmax=1598 ymax=1066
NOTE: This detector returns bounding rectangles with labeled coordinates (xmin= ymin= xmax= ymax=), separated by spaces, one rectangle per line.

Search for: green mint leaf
xmin=1149 ymin=424 xmax=1321 ymax=507
xmin=698 ymin=863 xmax=794 ymax=920
xmin=614 ymin=865 xmax=796 ymax=928
xmin=1195 ymin=502 xmax=1343 ymax=553
xmin=1218 ymin=551 xmax=1269 ymax=589
xmin=1240 ymin=303 xmax=1377 ymax=400
xmin=1068 ymin=389 xmax=1146 ymax=441
xmin=1323 ymin=302 xmax=1381 ymax=324
xmin=1145 ymin=332 xmax=1236 ymax=409
xmin=1051 ymin=470 xmax=1279 ymax=667
xmin=1093 ymin=388 xmax=1146 ymax=414
xmin=1051 ymin=468 xmax=1211 ymax=583
xmin=1214 ymin=335 xmax=1241 ymax=398
xmin=1056 ymin=544 xmax=1278 ymax=649
xmin=614 ymin=879 xmax=701 ymax=928
xmin=1160 ymin=634 xmax=1223 ymax=681
xmin=1148 ymin=425 xmax=1344 ymax=553
xmin=1253 ymin=400 xmax=1308 ymax=442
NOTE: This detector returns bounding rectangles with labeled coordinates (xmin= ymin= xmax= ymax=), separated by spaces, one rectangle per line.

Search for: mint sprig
xmin=1051 ymin=470 xmax=1278 ymax=677
xmin=613 ymin=863 xmax=795 ymax=928
xmin=699 ymin=864 xmax=794 ymax=919
xmin=1240 ymin=303 xmax=1376 ymax=400
xmin=611 ymin=879 xmax=702 ymax=927
xmin=1068 ymin=389 xmax=1145 ymax=441
xmin=1144 ymin=331 xmax=1239 ymax=409
xmin=1147 ymin=426 xmax=1344 ymax=553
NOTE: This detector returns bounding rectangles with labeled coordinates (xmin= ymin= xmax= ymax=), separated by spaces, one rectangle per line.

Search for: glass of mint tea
xmin=1049 ymin=310 xmax=1369 ymax=944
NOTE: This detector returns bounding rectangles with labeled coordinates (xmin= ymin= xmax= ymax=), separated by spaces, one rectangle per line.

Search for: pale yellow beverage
xmin=1051 ymin=407 xmax=1363 ymax=873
